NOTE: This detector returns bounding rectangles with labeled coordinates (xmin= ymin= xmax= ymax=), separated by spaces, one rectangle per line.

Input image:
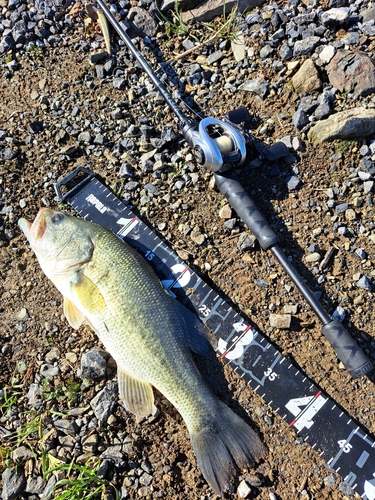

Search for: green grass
xmin=44 ymin=457 xmax=119 ymax=500
xmin=336 ymin=139 xmax=358 ymax=153
xmin=155 ymin=1 xmax=190 ymax=37
xmin=27 ymin=42 xmax=44 ymax=59
xmin=0 ymin=386 xmax=119 ymax=499
xmin=202 ymin=3 xmax=240 ymax=42
xmin=0 ymin=387 xmax=23 ymax=418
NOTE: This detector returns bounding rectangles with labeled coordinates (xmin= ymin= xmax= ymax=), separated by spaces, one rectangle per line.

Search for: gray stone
xmin=361 ymin=22 xmax=375 ymax=36
xmin=180 ymin=0 xmax=265 ymax=23
xmin=239 ymin=77 xmax=268 ymax=98
xmin=0 ymin=148 xmax=18 ymax=160
xmin=54 ymin=419 xmax=78 ymax=435
xmin=359 ymin=145 xmax=370 ymax=156
xmin=0 ymin=35 xmax=16 ymax=54
xmin=237 ymin=233 xmax=256 ymax=251
xmin=80 ymin=349 xmax=107 ymax=379
xmin=13 ymin=308 xmax=29 ymax=321
xmin=119 ymin=163 xmax=135 ymax=178
xmin=77 ymin=131 xmax=91 ymax=143
xmin=340 ymin=31 xmax=360 ymax=45
xmin=279 ymin=43 xmax=293 ymax=60
xmin=191 ymin=231 xmax=206 ymax=245
xmin=355 ymin=248 xmax=366 ymax=260
xmin=11 ymin=445 xmax=34 ymax=462
xmin=40 ymin=474 xmax=56 ymax=500
xmin=224 ymin=218 xmax=237 ymax=229
xmin=335 ymin=203 xmax=348 ymax=214
xmin=82 ymin=433 xmax=99 ymax=452
xmin=320 ymin=7 xmax=350 ymax=26
xmin=356 ymin=276 xmax=372 ymax=291
xmin=231 ymin=34 xmax=246 ymax=62
xmin=292 ymin=109 xmax=309 ymax=130
xmin=364 ymin=180 xmax=374 ymax=194
xmin=26 ymin=382 xmax=43 ymax=408
xmin=332 ymin=306 xmax=346 ymax=322
xmin=308 ymin=108 xmax=375 ymax=143
xmin=237 ymin=479 xmax=252 ymax=498
xmin=91 ymin=380 xmax=118 ymax=425
xmin=45 ymin=347 xmax=60 ymax=364
xmin=319 ymin=45 xmax=335 ymax=63
xmin=298 ymin=96 xmax=319 ymax=114
xmin=314 ymin=102 xmax=331 ymax=120
xmin=362 ymin=7 xmax=375 ymax=23
xmin=323 ymin=474 xmax=336 ymax=488
xmin=90 ymin=52 xmax=108 ymax=64
xmin=26 ymin=476 xmax=46 ymax=494
xmin=40 ymin=363 xmax=59 ymax=377
xmin=339 ymin=481 xmax=354 ymax=495
xmin=305 ymin=252 xmax=321 ymax=263
xmin=127 ymin=7 xmax=158 ymax=37
xmin=259 ymin=45 xmax=274 ymax=59
xmin=2 ymin=468 xmax=26 ymax=500
xmin=100 ymin=445 xmax=126 ymax=466
xmin=360 ymin=158 xmax=375 ymax=174
xmin=358 ymin=170 xmax=372 ymax=181
xmin=28 ymin=120 xmax=43 ymax=133
xmin=139 ymin=472 xmax=153 ymax=486
xmin=293 ymin=36 xmax=320 ymax=57
xmin=327 ymin=50 xmax=375 ymax=97
xmin=284 ymin=175 xmax=301 ymax=190
xmin=113 ymin=77 xmax=126 ymax=90
xmin=207 ymin=50 xmax=223 ymax=65
xmin=280 ymin=136 xmax=293 ymax=148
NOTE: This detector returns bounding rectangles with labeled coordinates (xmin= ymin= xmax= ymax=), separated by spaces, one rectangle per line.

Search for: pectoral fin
xmin=63 ymin=297 xmax=86 ymax=329
xmin=71 ymin=273 xmax=106 ymax=314
xmin=118 ymin=368 xmax=156 ymax=417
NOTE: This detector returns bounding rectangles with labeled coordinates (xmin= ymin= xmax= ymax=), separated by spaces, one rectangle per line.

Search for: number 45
xmin=338 ymin=440 xmax=353 ymax=453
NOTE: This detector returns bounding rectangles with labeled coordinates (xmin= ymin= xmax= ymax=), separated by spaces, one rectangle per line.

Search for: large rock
xmin=128 ymin=7 xmax=158 ymax=37
xmin=327 ymin=50 xmax=375 ymax=97
xmin=292 ymin=59 xmax=321 ymax=93
xmin=308 ymin=108 xmax=375 ymax=144
xmin=180 ymin=0 xmax=265 ymax=23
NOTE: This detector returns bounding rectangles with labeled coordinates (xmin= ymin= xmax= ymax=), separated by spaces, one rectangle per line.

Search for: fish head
xmin=18 ymin=208 xmax=94 ymax=279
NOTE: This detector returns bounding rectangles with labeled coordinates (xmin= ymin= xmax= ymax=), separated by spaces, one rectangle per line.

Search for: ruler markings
xmin=57 ymin=169 xmax=375 ymax=500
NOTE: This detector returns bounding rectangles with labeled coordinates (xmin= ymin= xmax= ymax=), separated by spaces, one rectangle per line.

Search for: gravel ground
xmin=1 ymin=0 xmax=375 ymax=499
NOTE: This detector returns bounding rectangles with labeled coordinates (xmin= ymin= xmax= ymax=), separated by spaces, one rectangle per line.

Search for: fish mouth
xmin=18 ymin=208 xmax=52 ymax=243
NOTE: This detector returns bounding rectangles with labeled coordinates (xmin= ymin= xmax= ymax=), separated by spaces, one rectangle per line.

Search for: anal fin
xmin=118 ymin=368 xmax=156 ymax=417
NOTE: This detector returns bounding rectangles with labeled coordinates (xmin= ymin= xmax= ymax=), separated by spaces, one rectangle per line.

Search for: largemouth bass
xmin=18 ymin=208 xmax=266 ymax=494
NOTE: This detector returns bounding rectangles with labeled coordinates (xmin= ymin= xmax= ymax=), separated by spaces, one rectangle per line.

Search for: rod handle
xmin=322 ymin=319 xmax=373 ymax=378
xmin=214 ymin=170 xmax=278 ymax=250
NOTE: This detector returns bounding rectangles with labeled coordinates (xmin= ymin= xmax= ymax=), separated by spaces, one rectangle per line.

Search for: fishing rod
xmin=96 ymin=0 xmax=373 ymax=378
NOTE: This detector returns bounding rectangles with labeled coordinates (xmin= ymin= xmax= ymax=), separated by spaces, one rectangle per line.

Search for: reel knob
xmin=194 ymin=145 xmax=205 ymax=165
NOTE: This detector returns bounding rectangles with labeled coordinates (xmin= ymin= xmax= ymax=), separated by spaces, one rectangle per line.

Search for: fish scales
xmin=83 ymin=227 xmax=212 ymax=419
xmin=18 ymin=208 xmax=266 ymax=495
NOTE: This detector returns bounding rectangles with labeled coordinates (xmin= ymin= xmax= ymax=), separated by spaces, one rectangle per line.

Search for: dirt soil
xmin=1 ymin=10 xmax=375 ymax=500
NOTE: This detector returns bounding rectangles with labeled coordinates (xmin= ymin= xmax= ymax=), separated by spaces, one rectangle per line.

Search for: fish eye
xmin=51 ymin=213 xmax=64 ymax=224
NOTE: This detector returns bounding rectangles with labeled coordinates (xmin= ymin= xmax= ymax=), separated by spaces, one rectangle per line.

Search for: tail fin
xmin=189 ymin=400 xmax=266 ymax=495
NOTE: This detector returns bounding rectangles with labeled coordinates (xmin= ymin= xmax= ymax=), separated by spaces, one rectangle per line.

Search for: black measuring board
xmin=55 ymin=167 xmax=375 ymax=499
